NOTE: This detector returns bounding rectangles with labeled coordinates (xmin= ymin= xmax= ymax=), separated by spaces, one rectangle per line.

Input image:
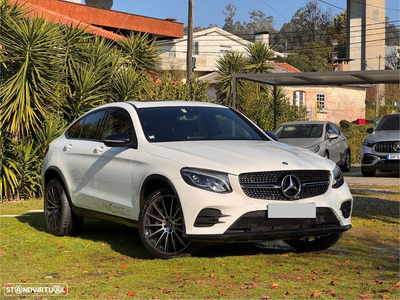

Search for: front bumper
xmin=172 ymin=173 xmax=353 ymax=239
xmin=361 ymin=145 xmax=400 ymax=172
xmin=184 ymin=225 xmax=351 ymax=242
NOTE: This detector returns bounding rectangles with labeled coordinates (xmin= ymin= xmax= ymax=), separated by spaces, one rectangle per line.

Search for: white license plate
xmin=268 ymin=203 xmax=316 ymax=218
xmin=387 ymin=154 xmax=400 ymax=160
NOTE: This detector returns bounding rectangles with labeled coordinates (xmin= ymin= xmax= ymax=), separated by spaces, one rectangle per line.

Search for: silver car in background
xmin=361 ymin=113 xmax=400 ymax=177
xmin=274 ymin=121 xmax=351 ymax=172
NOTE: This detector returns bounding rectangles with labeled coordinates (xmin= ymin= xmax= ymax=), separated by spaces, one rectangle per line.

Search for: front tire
xmin=361 ymin=167 xmax=376 ymax=177
xmin=139 ymin=189 xmax=191 ymax=259
xmin=285 ymin=233 xmax=342 ymax=253
xmin=44 ymin=179 xmax=82 ymax=236
xmin=340 ymin=150 xmax=351 ymax=172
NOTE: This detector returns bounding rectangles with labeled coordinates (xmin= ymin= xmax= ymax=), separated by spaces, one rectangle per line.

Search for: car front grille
xmin=374 ymin=141 xmax=400 ymax=153
xmin=239 ymin=170 xmax=330 ymax=200
xmin=226 ymin=207 xmax=340 ymax=234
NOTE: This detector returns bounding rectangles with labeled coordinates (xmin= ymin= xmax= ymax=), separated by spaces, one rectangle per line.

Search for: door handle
xmin=93 ymin=146 xmax=104 ymax=154
xmin=63 ymin=144 xmax=72 ymax=151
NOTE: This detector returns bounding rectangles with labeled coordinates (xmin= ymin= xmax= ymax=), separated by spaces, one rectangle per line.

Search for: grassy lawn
xmin=1 ymin=184 xmax=399 ymax=299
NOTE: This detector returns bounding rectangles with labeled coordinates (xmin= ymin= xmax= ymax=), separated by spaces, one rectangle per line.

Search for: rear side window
xmin=66 ymin=110 xmax=106 ymax=140
xmin=102 ymin=109 xmax=135 ymax=139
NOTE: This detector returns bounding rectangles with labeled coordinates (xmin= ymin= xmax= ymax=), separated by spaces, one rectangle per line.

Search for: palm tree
xmin=245 ymin=41 xmax=274 ymax=73
xmin=215 ymin=51 xmax=247 ymax=107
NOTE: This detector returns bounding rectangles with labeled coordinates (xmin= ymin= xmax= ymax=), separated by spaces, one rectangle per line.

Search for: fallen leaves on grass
xmin=210 ymin=273 xmax=217 ymax=280
xmin=271 ymin=283 xmax=279 ymax=289
xmin=120 ymin=265 xmax=127 ymax=269
xmin=127 ymin=291 xmax=134 ymax=297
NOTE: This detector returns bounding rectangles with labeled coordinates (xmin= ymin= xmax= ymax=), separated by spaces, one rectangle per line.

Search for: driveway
xmin=344 ymin=166 xmax=400 ymax=186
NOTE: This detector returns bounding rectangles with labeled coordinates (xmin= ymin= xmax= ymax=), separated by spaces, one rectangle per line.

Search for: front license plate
xmin=387 ymin=154 xmax=400 ymax=160
xmin=268 ymin=203 xmax=316 ymax=218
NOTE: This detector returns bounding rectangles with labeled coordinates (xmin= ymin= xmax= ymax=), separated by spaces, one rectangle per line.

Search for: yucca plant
xmin=117 ymin=33 xmax=162 ymax=74
xmin=13 ymin=140 xmax=42 ymax=200
xmin=0 ymin=132 xmax=19 ymax=201
xmin=35 ymin=116 xmax=67 ymax=159
xmin=0 ymin=12 xmax=63 ymax=137
xmin=215 ymin=51 xmax=247 ymax=107
xmin=109 ymin=67 xmax=148 ymax=102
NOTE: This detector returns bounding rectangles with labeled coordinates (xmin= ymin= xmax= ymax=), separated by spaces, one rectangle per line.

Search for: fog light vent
xmin=340 ymin=201 xmax=352 ymax=218
xmin=194 ymin=208 xmax=229 ymax=227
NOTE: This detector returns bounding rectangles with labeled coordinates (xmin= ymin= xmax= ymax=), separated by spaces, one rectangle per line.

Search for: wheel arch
xmin=140 ymin=174 xmax=178 ymax=208
xmin=43 ymin=167 xmax=72 ymax=205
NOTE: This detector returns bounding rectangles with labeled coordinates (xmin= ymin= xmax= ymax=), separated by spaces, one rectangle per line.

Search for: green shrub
xmin=340 ymin=122 xmax=372 ymax=164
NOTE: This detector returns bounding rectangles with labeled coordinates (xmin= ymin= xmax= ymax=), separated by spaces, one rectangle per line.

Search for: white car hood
xmin=146 ymin=140 xmax=334 ymax=175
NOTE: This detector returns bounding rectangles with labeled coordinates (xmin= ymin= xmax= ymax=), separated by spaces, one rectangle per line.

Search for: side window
xmin=330 ymin=123 xmax=340 ymax=135
xmin=80 ymin=110 xmax=106 ymax=140
xmin=66 ymin=118 xmax=85 ymax=139
xmin=102 ymin=109 xmax=134 ymax=139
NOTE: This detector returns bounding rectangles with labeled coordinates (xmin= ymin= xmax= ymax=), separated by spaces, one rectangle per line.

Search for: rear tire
xmin=44 ymin=179 xmax=83 ymax=236
xmin=139 ymin=189 xmax=191 ymax=259
xmin=285 ymin=233 xmax=342 ymax=253
xmin=361 ymin=167 xmax=376 ymax=177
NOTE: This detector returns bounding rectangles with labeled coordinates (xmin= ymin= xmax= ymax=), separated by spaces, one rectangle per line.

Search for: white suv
xmin=42 ymin=101 xmax=353 ymax=258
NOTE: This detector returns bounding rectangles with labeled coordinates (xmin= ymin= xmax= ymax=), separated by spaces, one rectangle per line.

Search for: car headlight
xmin=306 ymin=144 xmax=320 ymax=153
xmin=181 ymin=168 xmax=232 ymax=193
xmin=332 ymin=165 xmax=344 ymax=189
xmin=362 ymin=139 xmax=376 ymax=148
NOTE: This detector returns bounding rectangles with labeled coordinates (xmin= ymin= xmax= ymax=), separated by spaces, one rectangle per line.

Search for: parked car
xmin=274 ymin=121 xmax=351 ymax=172
xmin=361 ymin=113 xmax=400 ymax=177
xmin=351 ymin=118 xmax=376 ymax=125
xmin=42 ymin=101 xmax=353 ymax=258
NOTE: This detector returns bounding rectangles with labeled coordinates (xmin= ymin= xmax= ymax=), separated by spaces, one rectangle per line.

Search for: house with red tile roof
xmin=13 ymin=0 xmax=183 ymax=41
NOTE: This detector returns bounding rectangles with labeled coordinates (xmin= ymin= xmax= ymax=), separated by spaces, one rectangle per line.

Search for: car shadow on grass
xmin=351 ymin=193 xmax=400 ymax=224
xmin=15 ymin=212 xmax=293 ymax=259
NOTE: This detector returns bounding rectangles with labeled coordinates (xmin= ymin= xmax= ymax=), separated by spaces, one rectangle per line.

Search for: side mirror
xmin=328 ymin=133 xmax=339 ymax=140
xmin=265 ymin=131 xmax=278 ymax=141
xmin=104 ymin=132 xmax=135 ymax=148
xmin=366 ymin=127 xmax=374 ymax=134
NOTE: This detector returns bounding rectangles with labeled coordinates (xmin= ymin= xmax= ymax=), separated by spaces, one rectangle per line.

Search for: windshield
xmin=275 ymin=124 xmax=323 ymax=139
xmin=376 ymin=114 xmax=399 ymax=131
xmin=137 ymin=106 xmax=264 ymax=142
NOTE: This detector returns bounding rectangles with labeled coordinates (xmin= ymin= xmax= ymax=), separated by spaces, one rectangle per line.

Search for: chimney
xmin=85 ymin=0 xmax=113 ymax=9
xmin=254 ymin=31 xmax=270 ymax=47
xmin=336 ymin=58 xmax=354 ymax=71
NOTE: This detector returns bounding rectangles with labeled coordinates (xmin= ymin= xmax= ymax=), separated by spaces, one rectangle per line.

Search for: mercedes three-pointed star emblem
xmin=281 ymin=174 xmax=301 ymax=199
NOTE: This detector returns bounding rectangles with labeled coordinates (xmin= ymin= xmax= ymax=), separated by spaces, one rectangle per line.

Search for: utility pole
xmin=376 ymin=54 xmax=381 ymax=117
xmin=186 ymin=0 xmax=194 ymax=80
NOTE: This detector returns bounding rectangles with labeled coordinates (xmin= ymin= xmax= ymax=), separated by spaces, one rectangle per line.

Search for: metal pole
xmin=186 ymin=0 xmax=194 ymax=80
xmin=273 ymin=85 xmax=277 ymax=129
xmin=232 ymin=75 xmax=236 ymax=108
xmin=376 ymin=54 xmax=381 ymax=117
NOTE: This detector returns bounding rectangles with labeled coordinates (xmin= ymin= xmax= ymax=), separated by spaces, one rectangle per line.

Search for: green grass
xmin=1 ymin=184 xmax=399 ymax=299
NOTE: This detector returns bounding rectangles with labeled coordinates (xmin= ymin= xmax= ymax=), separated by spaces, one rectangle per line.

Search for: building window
xmin=194 ymin=42 xmax=199 ymax=55
xmin=293 ymin=90 xmax=305 ymax=107
xmin=220 ymin=45 xmax=232 ymax=53
xmin=317 ymin=93 xmax=326 ymax=110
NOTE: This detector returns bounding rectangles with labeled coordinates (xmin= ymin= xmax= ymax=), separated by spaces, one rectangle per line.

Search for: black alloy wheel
xmin=139 ymin=189 xmax=190 ymax=258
